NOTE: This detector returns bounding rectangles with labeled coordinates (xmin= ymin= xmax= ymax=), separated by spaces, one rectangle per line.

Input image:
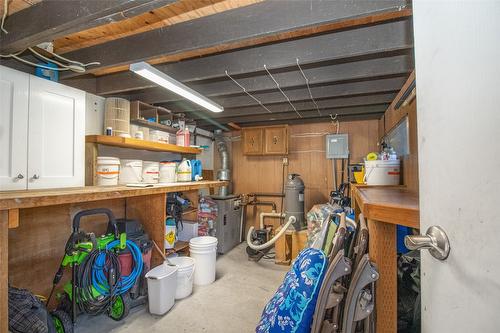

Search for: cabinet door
xmin=243 ymin=128 xmax=263 ymax=155
xmin=0 ymin=66 xmax=29 ymax=190
xmin=264 ymin=126 xmax=288 ymax=155
xmin=27 ymin=76 xmax=85 ymax=189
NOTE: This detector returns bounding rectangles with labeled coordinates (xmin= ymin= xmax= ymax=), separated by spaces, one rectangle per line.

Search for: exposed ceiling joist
xmin=202 ymin=112 xmax=384 ymax=130
xmin=187 ymin=93 xmax=396 ymax=120
xmin=60 ymin=0 xmax=411 ymax=77
xmin=127 ymin=54 xmax=412 ymax=104
xmin=158 ymin=76 xmax=407 ymax=110
xmin=0 ymin=0 xmax=177 ymax=53
xmin=195 ymin=104 xmax=388 ymax=126
xmin=88 ymin=18 xmax=412 ymax=96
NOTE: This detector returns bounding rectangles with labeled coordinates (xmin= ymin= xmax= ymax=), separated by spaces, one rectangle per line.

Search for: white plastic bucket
xmin=142 ymin=161 xmax=160 ymax=183
xmin=119 ymin=159 xmax=143 ymax=184
xmin=96 ymin=156 xmax=120 ymax=186
xmin=145 ymin=263 xmax=178 ymax=315
xmin=159 ymin=161 xmax=177 ymax=183
xmin=168 ymin=257 xmax=195 ymax=299
xmin=364 ymin=160 xmax=401 ymax=185
xmin=189 ymin=236 xmax=218 ymax=286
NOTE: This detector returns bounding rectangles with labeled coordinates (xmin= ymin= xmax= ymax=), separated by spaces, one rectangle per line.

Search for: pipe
xmin=246 ymin=216 xmax=296 ymax=251
xmin=248 ymin=192 xmax=284 ymax=197
xmin=260 ymin=212 xmax=285 ymax=229
xmin=250 ymin=200 xmax=277 ymax=212
xmin=215 ymin=131 xmax=230 ymax=196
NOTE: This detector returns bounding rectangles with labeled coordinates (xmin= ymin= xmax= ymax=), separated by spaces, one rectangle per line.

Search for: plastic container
xmin=159 ymin=161 xmax=177 ymax=183
xmin=177 ymin=221 xmax=199 ymax=242
xmin=176 ymin=159 xmax=192 ymax=182
xmin=176 ymin=128 xmax=190 ymax=147
xmin=168 ymin=256 xmax=195 ymax=299
xmin=190 ymin=159 xmax=202 ymax=181
xmin=150 ymin=130 xmax=169 ymax=143
xmin=364 ymin=160 xmax=400 ymax=185
xmin=104 ymin=97 xmax=130 ymax=137
xmin=96 ymin=156 xmax=120 ymax=186
xmin=165 ymin=218 xmax=176 ymax=250
xmin=119 ymin=159 xmax=143 ymax=184
xmin=142 ymin=161 xmax=160 ymax=183
xmin=189 ymin=236 xmax=218 ymax=286
xmin=145 ymin=263 xmax=178 ymax=315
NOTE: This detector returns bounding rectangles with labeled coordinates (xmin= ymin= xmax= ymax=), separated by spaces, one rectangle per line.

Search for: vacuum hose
xmin=246 ymin=216 xmax=296 ymax=251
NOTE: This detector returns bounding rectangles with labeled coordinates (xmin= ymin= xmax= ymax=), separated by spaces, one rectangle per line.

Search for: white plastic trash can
xmin=168 ymin=256 xmax=196 ymax=299
xmin=145 ymin=262 xmax=178 ymax=315
xmin=364 ymin=160 xmax=401 ymax=185
xmin=189 ymin=236 xmax=218 ymax=286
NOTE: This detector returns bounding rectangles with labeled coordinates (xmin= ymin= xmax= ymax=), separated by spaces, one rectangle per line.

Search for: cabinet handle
xmin=15 ymin=174 xmax=24 ymax=180
xmin=32 ymin=174 xmax=40 ymax=180
xmin=273 ymin=136 xmax=278 ymax=144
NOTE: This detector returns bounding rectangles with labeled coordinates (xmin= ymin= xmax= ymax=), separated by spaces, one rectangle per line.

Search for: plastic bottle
xmin=165 ymin=217 xmax=177 ymax=250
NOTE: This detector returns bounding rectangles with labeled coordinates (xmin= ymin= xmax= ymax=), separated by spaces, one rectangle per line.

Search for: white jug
xmin=176 ymin=159 xmax=192 ymax=182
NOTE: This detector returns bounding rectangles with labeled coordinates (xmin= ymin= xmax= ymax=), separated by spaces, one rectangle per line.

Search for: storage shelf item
xmin=130 ymin=100 xmax=177 ymax=134
xmin=86 ymin=135 xmax=201 ymax=154
xmin=104 ymin=97 xmax=130 ymax=137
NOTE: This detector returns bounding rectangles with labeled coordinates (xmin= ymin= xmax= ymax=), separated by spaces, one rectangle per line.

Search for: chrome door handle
xmin=404 ymin=226 xmax=450 ymax=260
xmin=32 ymin=174 xmax=40 ymax=180
xmin=15 ymin=174 xmax=24 ymax=180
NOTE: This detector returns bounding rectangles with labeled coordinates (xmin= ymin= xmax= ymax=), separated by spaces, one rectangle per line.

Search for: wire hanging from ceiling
xmin=225 ymin=70 xmax=273 ymax=113
xmin=263 ymin=64 xmax=302 ymax=118
xmin=296 ymin=58 xmax=321 ymax=116
xmin=1 ymin=0 xmax=9 ymax=34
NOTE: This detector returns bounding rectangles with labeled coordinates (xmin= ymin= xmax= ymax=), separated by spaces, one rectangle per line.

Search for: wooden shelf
xmin=86 ymin=135 xmax=201 ymax=154
xmin=182 ymin=207 xmax=198 ymax=216
xmin=0 ymin=181 xmax=227 ymax=210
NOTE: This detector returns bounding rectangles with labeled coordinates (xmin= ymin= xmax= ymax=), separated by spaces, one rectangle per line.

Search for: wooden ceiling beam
xmin=0 ymin=0 xmax=177 ymax=53
xmin=60 ymin=1 xmax=412 ymax=77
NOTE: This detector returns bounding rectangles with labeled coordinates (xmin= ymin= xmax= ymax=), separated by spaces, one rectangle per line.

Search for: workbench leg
xmin=126 ymin=194 xmax=166 ymax=267
xmin=1 ymin=211 xmax=8 ymax=333
xmin=367 ymin=219 xmax=397 ymax=333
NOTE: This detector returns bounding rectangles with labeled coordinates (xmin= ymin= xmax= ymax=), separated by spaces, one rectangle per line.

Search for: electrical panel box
xmin=325 ymin=134 xmax=349 ymax=159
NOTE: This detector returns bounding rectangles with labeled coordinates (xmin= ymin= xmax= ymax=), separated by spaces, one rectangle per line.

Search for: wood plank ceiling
xmin=1 ymin=0 xmax=414 ymax=131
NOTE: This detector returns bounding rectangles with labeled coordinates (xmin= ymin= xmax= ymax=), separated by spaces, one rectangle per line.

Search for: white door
xmin=27 ymin=75 xmax=85 ymax=189
xmin=413 ymin=2 xmax=500 ymax=332
xmin=0 ymin=65 xmax=29 ymax=191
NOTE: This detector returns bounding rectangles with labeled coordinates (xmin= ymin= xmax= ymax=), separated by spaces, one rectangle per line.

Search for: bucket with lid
xmin=159 ymin=161 xmax=177 ymax=183
xmin=189 ymin=236 xmax=218 ymax=286
xmin=168 ymin=256 xmax=196 ymax=299
xmin=145 ymin=263 xmax=178 ymax=315
xmin=364 ymin=159 xmax=401 ymax=185
xmin=119 ymin=159 xmax=142 ymax=184
xmin=142 ymin=161 xmax=160 ymax=183
xmin=96 ymin=156 xmax=120 ymax=186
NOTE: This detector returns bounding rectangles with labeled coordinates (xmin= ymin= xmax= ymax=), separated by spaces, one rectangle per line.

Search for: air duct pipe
xmin=246 ymin=216 xmax=296 ymax=251
xmin=215 ymin=130 xmax=230 ymax=197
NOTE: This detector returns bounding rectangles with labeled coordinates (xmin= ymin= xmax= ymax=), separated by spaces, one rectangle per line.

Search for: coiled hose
xmin=75 ymin=239 xmax=143 ymax=315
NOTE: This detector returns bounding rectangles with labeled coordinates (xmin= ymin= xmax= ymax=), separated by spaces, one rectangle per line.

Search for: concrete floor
xmin=75 ymin=244 xmax=288 ymax=333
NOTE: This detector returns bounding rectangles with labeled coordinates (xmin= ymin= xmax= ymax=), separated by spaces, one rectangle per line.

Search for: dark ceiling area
xmin=1 ymin=0 xmax=414 ymax=131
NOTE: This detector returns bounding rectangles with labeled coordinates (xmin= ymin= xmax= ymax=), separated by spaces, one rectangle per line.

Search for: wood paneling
xmin=232 ymin=120 xmax=379 ymax=231
xmin=382 ymin=71 xmax=418 ymax=193
xmin=54 ymin=0 xmax=262 ymax=54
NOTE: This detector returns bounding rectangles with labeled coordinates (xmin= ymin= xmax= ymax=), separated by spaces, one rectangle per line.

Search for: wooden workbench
xmin=0 ymin=181 xmax=225 ymax=333
xmin=351 ymin=185 xmax=419 ymax=333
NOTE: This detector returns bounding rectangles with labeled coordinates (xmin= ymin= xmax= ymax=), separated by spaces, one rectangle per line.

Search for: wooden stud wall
xmin=231 ymin=120 xmax=379 ymax=233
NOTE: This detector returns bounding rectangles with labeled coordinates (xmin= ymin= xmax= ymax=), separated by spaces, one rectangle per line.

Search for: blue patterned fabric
xmin=256 ymin=248 xmax=327 ymax=333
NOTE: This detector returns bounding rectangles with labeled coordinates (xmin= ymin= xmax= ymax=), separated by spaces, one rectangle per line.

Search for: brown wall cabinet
xmin=242 ymin=125 xmax=288 ymax=155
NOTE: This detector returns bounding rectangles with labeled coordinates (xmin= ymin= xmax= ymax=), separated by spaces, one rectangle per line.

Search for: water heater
xmin=284 ymin=173 xmax=305 ymax=230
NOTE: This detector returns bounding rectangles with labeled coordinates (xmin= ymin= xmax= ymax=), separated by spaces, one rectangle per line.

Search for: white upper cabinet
xmin=0 ymin=65 xmax=85 ymax=191
xmin=0 ymin=66 xmax=29 ymax=191
xmin=27 ymin=76 xmax=85 ymax=189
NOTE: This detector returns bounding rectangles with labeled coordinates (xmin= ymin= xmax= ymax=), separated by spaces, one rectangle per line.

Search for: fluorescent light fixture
xmin=130 ymin=61 xmax=223 ymax=113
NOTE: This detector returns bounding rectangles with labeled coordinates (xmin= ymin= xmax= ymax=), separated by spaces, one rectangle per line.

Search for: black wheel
xmin=108 ymin=293 xmax=130 ymax=321
xmin=51 ymin=310 xmax=74 ymax=333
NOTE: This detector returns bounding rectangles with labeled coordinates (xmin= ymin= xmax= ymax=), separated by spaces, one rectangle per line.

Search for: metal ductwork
xmin=215 ymin=130 xmax=230 ymax=197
